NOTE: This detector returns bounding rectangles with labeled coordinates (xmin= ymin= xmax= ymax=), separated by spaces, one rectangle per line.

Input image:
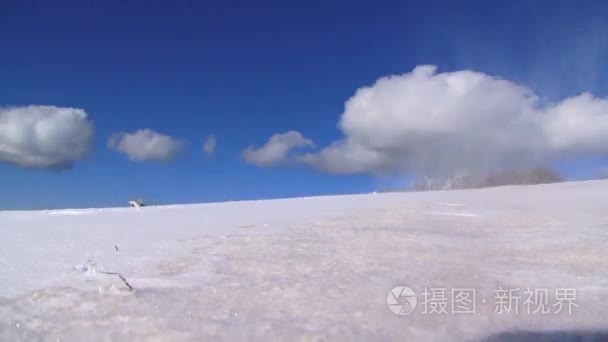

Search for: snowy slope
xmin=1 ymin=180 xmax=607 ymax=341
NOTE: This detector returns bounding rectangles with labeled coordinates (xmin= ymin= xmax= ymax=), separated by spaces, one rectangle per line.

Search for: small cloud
xmin=242 ymin=131 xmax=313 ymax=167
xmin=202 ymin=134 xmax=216 ymax=156
xmin=107 ymin=129 xmax=183 ymax=162
xmin=0 ymin=105 xmax=94 ymax=169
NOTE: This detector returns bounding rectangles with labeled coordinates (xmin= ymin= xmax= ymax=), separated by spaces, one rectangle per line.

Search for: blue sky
xmin=1 ymin=0 xmax=607 ymax=210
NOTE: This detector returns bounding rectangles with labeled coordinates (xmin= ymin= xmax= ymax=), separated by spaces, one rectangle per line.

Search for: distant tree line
xmin=409 ymin=167 xmax=563 ymax=192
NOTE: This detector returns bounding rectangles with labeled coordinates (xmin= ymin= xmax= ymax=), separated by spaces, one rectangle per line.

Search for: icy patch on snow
xmin=46 ymin=209 xmax=99 ymax=216
xmin=437 ymin=202 xmax=465 ymax=207
xmin=423 ymin=211 xmax=480 ymax=217
xmin=72 ymin=259 xmax=134 ymax=294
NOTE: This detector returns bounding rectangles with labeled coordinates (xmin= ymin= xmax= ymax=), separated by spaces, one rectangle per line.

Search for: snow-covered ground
xmin=1 ymin=180 xmax=607 ymax=341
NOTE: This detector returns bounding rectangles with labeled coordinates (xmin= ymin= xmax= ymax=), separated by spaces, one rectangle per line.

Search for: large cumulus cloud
xmin=0 ymin=105 xmax=94 ymax=168
xmin=108 ymin=129 xmax=183 ymax=162
xmin=247 ymin=65 xmax=608 ymax=176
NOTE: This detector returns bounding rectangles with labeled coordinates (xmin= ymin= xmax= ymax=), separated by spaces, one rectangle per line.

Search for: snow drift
xmin=0 ymin=180 xmax=607 ymax=340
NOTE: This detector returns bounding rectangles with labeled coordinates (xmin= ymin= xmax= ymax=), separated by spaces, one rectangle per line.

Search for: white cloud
xmin=108 ymin=129 xmax=183 ymax=162
xmin=254 ymin=65 xmax=608 ymax=175
xmin=542 ymin=93 xmax=608 ymax=155
xmin=0 ymin=105 xmax=94 ymax=169
xmin=202 ymin=134 xmax=216 ymax=156
xmin=242 ymin=131 xmax=313 ymax=167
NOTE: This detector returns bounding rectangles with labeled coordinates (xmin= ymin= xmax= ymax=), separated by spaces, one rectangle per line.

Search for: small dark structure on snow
xmin=128 ymin=199 xmax=146 ymax=208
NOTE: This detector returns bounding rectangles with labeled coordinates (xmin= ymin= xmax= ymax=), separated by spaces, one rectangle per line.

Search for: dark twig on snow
xmin=98 ymin=271 xmax=134 ymax=291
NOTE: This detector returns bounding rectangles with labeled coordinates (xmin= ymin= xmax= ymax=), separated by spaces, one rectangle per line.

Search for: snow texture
xmin=1 ymin=180 xmax=607 ymax=341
